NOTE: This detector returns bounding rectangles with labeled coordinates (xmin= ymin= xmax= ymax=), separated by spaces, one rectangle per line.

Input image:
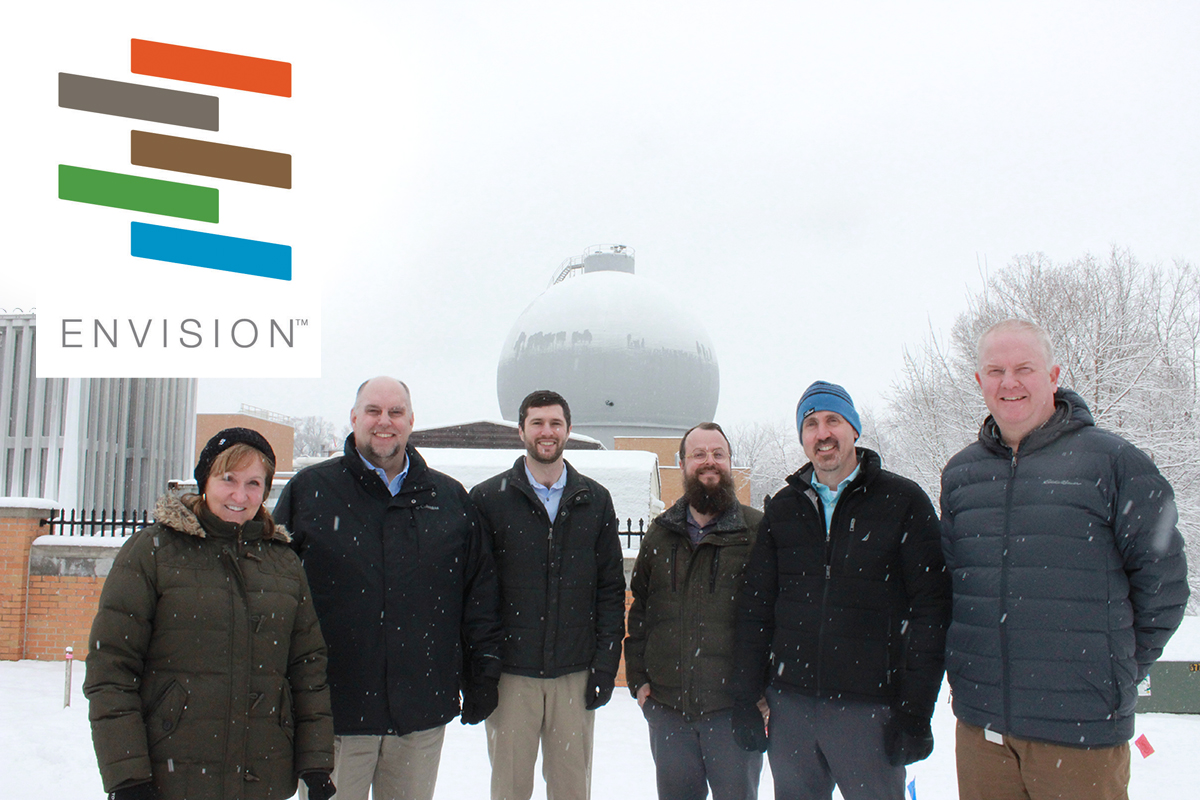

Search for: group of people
xmin=81 ymin=317 xmax=1188 ymax=800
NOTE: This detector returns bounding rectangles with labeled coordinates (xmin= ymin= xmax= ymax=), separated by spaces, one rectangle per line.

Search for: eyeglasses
xmin=685 ymin=449 xmax=729 ymax=463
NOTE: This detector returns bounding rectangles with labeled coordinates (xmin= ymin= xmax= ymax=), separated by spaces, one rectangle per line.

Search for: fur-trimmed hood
xmin=152 ymin=493 xmax=291 ymax=543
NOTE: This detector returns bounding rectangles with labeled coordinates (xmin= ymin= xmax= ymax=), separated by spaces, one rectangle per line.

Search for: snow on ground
xmin=6 ymin=659 xmax=1200 ymax=799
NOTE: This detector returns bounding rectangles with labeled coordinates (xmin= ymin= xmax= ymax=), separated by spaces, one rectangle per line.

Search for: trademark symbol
xmin=294 ymin=318 xmax=308 ymax=326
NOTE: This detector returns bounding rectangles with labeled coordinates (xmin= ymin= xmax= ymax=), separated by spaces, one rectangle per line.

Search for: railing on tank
xmin=549 ymin=244 xmax=636 ymax=286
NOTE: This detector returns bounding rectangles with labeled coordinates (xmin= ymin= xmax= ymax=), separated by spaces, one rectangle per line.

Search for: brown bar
xmin=130 ymin=131 xmax=291 ymax=189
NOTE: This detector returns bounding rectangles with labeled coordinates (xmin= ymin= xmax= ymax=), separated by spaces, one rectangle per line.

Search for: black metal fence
xmin=620 ymin=518 xmax=647 ymax=550
xmin=40 ymin=509 xmax=154 ymax=537
xmin=37 ymin=509 xmax=652 ymax=547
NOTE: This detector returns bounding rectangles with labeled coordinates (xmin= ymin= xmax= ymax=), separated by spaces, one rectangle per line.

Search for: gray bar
xmin=59 ymin=73 xmax=219 ymax=131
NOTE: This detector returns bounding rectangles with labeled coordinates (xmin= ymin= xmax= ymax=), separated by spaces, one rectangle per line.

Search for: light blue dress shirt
xmin=524 ymin=460 xmax=568 ymax=521
xmin=358 ymin=450 xmax=410 ymax=496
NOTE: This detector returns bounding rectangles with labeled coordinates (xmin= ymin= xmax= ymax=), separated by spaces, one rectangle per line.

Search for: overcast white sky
xmin=6 ymin=1 xmax=1200 ymax=431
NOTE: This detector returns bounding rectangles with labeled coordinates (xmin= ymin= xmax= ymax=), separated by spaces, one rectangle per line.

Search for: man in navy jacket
xmin=941 ymin=320 xmax=1189 ymax=800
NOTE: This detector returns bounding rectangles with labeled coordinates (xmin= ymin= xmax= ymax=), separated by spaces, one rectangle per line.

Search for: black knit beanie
xmin=195 ymin=427 xmax=277 ymax=491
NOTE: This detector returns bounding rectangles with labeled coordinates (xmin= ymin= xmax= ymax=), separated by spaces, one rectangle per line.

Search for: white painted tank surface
xmin=497 ymin=246 xmax=719 ymax=443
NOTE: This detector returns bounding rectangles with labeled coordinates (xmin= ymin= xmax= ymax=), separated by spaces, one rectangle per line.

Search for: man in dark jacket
xmin=733 ymin=381 xmax=950 ymax=800
xmin=941 ymin=319 xmax=1189 ymax=800
xmin=274 ymin=377 xmax=503 ymax=800
xmin=625 ymin=422 xmax=764 ymax=800
xmin=470 ymin=390 xmax=626 ymax=800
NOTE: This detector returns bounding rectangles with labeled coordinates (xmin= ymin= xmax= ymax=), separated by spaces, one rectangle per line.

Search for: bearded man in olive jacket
xmin=625 ymin=422 xmax=764 ymax=800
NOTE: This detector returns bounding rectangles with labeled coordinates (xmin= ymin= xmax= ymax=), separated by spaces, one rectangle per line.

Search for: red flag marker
xmin=1134 ymin=734 xmax=1154 ymax=758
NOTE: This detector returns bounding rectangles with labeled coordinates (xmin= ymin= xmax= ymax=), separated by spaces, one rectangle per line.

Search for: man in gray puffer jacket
xmin=941 ymin=319 xmax=1189 ymax=800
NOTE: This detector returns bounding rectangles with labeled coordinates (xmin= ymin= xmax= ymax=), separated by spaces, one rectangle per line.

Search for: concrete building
xmin=0 ymin=314 xmax=196 ymax=512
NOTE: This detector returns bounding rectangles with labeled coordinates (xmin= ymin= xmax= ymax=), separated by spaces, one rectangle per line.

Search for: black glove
xmin=461 ymin=676 xmax=500 ymax=724
xmin=885 ymin=710 xmax=934 ymax=766
xmin=731 ymin=701 xmax=769 ymax=753
xmin=585 ymin=669 xmax=615 ymax=710
xmin=301 ymin=771 xmax=336 ymax=800
xmin=110 ymin=782 xmax=157 ymax=800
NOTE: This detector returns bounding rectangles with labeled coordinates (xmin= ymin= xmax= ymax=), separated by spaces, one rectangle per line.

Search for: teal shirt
xmin=810 ymin=463 xmax=861 ymax=533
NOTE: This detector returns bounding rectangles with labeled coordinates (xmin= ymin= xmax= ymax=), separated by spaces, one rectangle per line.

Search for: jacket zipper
xmin=813 ymin=482 xmax=864 ymax=696
xmin=709 ymin=547 xmax=721 ymax=593
xmin=1001 ymin=453 xmax=1017 ymax=733
xmin=220 ymin=543 xmax=249 ymax=787
xmin=542 ymin=513 xmax=554 ymax=678
xmin=671 ymin=542 xmax=679 ymax=592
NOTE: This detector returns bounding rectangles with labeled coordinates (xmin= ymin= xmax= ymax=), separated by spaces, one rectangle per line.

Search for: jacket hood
xmin=154 ymin=493 xmax=290 ymax=543
xmin=654 ymin=494 xmax=751 ymax=535
xmin=978 ymin=387 xmax=1094 ymax=455
xmin=154 ymin=493 xmax=206 ymax=537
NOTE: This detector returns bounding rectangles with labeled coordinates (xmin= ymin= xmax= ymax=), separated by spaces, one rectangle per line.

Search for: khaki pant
xmin=486 ymin=671 xmax=594 ymax=800
xmin=956 ymin=721 xmax=1130 ymax=800
xmin=329 ymin=728 xmax=446 ymax=800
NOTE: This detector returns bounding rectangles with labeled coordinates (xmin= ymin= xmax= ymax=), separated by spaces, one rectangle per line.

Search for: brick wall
xmin=22 ymin=540 xmax=121 ymax=662
xmin=0 ymin=504 xmax=55 ymax=660
xmin=24 ymin=574 xmax=105 ymax=660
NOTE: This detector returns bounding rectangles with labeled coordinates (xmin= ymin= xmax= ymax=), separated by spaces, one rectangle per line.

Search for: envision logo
xmin=58 ymin=39 xmax=293 ymax=280
xmin=61 ymin=317 xmax=307 ymax=349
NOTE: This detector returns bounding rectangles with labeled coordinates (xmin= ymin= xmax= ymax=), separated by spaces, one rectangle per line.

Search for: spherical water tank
xmin=497 ymin=246 xmax=719 ymax=446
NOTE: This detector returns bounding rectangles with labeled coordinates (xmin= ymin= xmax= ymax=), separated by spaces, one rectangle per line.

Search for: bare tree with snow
xmin=293 ymin=416 xmax=339 ymax=457
xmin=883 ymin=247 xmax=1200 ymax=610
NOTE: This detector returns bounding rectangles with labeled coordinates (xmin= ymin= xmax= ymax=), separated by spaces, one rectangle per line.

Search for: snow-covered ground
xmin=6 ymin=658 xmax=1200 ymax=799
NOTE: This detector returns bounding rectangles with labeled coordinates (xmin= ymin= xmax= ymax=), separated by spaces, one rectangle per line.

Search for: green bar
xmin=58 ymin=165 xmax=218 ymax=223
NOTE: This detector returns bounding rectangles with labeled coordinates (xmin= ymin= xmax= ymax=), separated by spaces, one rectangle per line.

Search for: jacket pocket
xmin=145 ymin=680 xmax=188 ymax=748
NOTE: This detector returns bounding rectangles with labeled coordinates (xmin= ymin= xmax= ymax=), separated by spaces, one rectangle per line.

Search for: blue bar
xmin=131 ymin=222 xmax=291 ymax=280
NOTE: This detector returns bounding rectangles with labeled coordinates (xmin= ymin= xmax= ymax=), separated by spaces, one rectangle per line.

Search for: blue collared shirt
xmin=358 ymin=450 xmax=410 ymax=496
xmin=810 ymin=463 xmax=861 ymax=533
xmin=525 ymin=460 xmax=568 ymax=521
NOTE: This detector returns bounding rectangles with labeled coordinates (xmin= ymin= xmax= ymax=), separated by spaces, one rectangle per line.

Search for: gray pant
xmin=643 ymin=699 xmax=762 ymax=800
xmin=766 ymin=688 xmax=904 ymax=800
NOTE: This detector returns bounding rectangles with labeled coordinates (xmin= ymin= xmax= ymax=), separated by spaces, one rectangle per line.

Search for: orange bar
xmin=131 ymin=39 xmax=291 ymax=97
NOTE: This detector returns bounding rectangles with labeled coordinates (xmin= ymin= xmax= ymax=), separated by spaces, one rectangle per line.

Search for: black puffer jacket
xmin=275 ymin=438 xmax=502 ymax=737
xmin=734 ymin=449 xmax=950 ymax=720
xmin=625 ymin=498 xmax=763 ymax=719
xmin=469 ymin=458 xmax=626 ymax=678
xmin=940 ymin=389 xmax=1189 ymax=747
xmin=84 ymin=495 xmax=333 ymax=800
